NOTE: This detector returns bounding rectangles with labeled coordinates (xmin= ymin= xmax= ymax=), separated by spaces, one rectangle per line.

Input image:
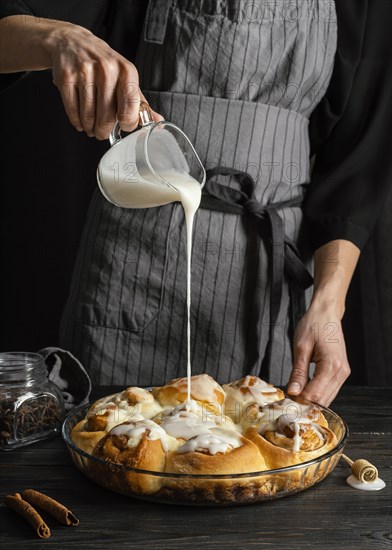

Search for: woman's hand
xmin=287 ymin=240 xmax=360 ymax=407
xmin=46 ymin=23 xmax=163 ymax=139
xmin=0 ymin=16 xmax=163 ymax=139
xmin=287 ymin=304 xmax=351 ymax=407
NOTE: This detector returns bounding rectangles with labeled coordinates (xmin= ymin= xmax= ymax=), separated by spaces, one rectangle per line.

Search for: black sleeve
xmin=0 ymin=1 xmax=36 ymax=92
xmin=0 ymin=0 xmax=34 ymax=19
xmin=0 ymin=1 xmax=112 ymax=93
xmin=306 ymin=0 xmax=392 ymax=251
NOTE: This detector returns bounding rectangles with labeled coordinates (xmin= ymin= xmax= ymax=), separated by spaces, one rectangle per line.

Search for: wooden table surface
xmin=1 ymin=386 xmax=391 ymax=550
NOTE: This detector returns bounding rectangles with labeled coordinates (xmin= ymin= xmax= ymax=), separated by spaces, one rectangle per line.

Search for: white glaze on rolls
xmin=177 ymin=429 xmax=243 ymax=455
xmin=87 ymin=402 xmax=144 ymax=430
xmin=154 ymin=400 xmax=242 ymax=455
xmin=111 ymin=420 xmax=172 ymax=452
xmin=89 ymin=387 xmax=162 ymax=421
xmin=157 ymin=400 xmax=216 ymax=439
xmin=222 ymin=376 xmax=284 ymax=423
xmin=107 ymin=400 xmax=244 ymax=457
xmin=242 ymin=375 xmax=281 ymax=400
xmin=72 ymin=378 xmax=338 ymax=474
xmin=257 ymin=398 xmax=326 ymax=452
xmin=153 ymin=374 xmax=225 ymax=409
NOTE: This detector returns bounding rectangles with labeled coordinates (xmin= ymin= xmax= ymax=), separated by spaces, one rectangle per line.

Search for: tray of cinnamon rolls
xmin=62 ymin=374 xmax=348 ymax=505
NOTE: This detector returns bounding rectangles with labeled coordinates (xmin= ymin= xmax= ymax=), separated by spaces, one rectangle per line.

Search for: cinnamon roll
xmin=70 ymin=387 xmax=161 ymax=454
xmin=152 ymin=399 xmax=265 ymax=474
xmin=160 ymin=400 xmax=267 ymax=499
xmin=165 ymin=430 xmax=265 ymax=475
xmin=93 ymin=419 xmax=179 ymax=494
xmin=244 ymin=398 xmax=336 ymax=469
xmin=152 ymin=374 xmax=225 ymax=412
xmin=222 ymin=376 xmax=285 ymax=424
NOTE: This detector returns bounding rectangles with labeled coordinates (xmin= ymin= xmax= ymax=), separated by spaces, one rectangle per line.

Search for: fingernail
xmin=288 ymin=382 xmax=301 ymax=394
xmin=76 ymin=127 xmax=83 ymax=132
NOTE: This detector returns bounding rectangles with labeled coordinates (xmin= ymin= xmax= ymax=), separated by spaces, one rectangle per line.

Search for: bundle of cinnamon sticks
xmin=4 ymin=489 xmax=79 ymax=539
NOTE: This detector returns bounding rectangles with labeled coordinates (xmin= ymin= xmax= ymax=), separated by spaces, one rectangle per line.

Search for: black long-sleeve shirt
xmin=0 ymin=0 xmax=391 ymax=349
xmin=307 ymin=0 xmax=392 ymax=250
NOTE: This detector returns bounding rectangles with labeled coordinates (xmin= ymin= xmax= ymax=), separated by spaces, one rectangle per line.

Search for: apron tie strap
xmin=200 ymin=167 xmax=313 ymax=378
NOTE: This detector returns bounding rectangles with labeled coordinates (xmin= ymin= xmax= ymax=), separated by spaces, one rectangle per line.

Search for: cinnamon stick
xmin=21 ymin=489 xmax=79 ymax=526
xmin=4 ymin=493 xmax=51 ymax=538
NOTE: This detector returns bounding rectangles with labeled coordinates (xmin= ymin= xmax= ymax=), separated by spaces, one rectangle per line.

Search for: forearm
xmin=0 ymin=14 xmax=72 ymax=73
xmin=310 ymin=239 xmax=361 ymax=319
xmin=0 ymin=14 xmax=161 ymax=139
xmin=288 ymin=239 xmax=358 ymax=405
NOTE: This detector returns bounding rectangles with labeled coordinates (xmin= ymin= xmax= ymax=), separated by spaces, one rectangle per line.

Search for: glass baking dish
xmin=62 ymin=401 xmax=348 ymax=506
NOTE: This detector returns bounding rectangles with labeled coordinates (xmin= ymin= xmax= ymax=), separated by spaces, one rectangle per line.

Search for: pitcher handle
xmin=109 ymin=101 xmax=155 ymax=146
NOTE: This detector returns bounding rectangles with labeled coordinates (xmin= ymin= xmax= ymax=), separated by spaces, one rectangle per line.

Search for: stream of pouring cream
xmin=169 ymin=173 xmax=202 ymax=402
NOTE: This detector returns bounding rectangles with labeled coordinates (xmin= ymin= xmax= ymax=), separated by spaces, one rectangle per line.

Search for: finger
xmin=54 ymin=71 xmax=83 ymax=132
xmin=94 ymin=65 xmax=117 ymax=141
xmin=319 ymin=376 xmax=346 ymax=408
xmin=151 ymin=108 xmax=164 ymax=123
xmin=326 ymin=386 xmax=346 ymax=407
xmin=78 ymin=67 xmax=96 ymax=136
xmin=300 ymin=356 xmax=335 ymax=405
xmin=316 ymin=371 xmax=348 ymax=408
xmin=300 ymin=357 xmax=350 ymax=406
xmin=287 ymin=340 xmax=313 ymax=396
xmin=116 ymin=68 xmax=140 ymax=132
xmin=140 ymin=92 xmax=164 ymax=123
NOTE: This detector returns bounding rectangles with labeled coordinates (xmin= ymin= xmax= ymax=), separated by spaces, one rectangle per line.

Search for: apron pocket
xmin=66 ymin=192 xmax=177 ymax=333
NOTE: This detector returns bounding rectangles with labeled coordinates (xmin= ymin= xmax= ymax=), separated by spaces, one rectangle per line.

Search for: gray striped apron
xmin=60 ymin=0 xmax=337 ymax=386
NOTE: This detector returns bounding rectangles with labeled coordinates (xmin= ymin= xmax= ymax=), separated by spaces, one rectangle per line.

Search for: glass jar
xmin=0 ymin=352 xmax=64 ymax=450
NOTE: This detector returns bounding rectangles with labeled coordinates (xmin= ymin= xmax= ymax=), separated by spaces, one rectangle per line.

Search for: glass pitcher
xmin=97 ymin=102 xmax=206 ymax=209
